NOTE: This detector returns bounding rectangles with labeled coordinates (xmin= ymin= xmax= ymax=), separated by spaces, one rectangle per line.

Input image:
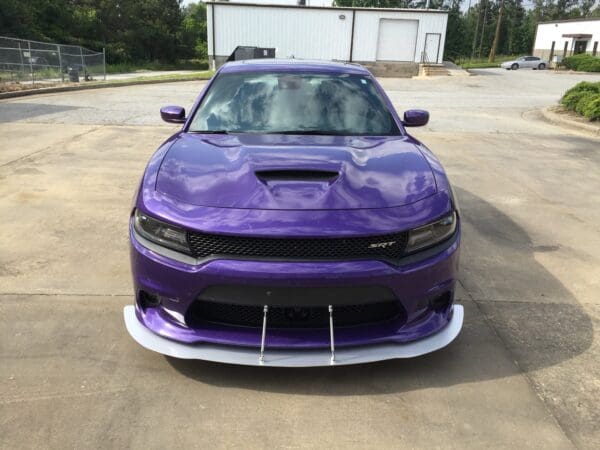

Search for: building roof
xmin=219 ymin=59 xmax=371 ymax=75
xmin=562 ymin=33 xmax=593 ymax=39
xmin=205 ymin=1 xmax=448 ymax=15
xmin=538 ymin=17 xmax=600 ymax=25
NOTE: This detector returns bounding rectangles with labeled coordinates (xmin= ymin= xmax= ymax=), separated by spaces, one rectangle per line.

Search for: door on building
xmin=424 ymin=33 xmax=441 ymax=63
xmin=376 ymin=19 xmax=419 ymax=62
xmin=574 ymin=40 xmax=588 ymax=54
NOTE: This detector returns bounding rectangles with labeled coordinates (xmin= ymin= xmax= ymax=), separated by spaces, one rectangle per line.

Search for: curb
xmin=540 ymin=106 xmax=600 ymax=136
xmin=548 ymin=69 xmax=600 ymax=75
xmin=0 ymin=75 xmax=212 ymax=100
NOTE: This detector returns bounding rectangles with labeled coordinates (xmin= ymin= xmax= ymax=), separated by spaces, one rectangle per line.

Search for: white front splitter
xmin=123 ymin=305 xmax=464 ymax=367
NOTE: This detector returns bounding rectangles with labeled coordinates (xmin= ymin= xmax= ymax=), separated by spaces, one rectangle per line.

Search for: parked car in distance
xmin=124 ymin=59 xmax=463 ymax=367
xmin=501 ymin=56 xmax=548 ymax=70
xmin=24 ymin=56 xmax=50 ymax=69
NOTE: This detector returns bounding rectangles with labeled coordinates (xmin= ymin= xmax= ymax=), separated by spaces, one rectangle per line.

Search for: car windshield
xmin=188 ymin=71 xmax=401 ymax=136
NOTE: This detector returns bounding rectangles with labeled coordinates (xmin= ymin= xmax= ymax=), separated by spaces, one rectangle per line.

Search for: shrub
xmin=561 ymin=54 xmax=600 ymax=72
xmin=560 ymin=81 xmax=600 ymax=121
xmin=580 ymin=96 xmax=600 ymax=121
xmin=561 ymin=82 xmax=600 ymax=109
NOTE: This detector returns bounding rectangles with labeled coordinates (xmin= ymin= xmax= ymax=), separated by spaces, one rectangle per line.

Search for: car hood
xmin=155 ymin=133 xmax=437 ymax=210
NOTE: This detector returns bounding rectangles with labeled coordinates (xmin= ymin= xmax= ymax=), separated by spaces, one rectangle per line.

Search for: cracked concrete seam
xmin=457 ymin=278 xmax=578 ymax=449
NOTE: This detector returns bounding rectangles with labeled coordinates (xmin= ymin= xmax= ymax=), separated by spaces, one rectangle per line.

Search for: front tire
xmin=511 ymin=63 xmax=519 ymax=70
xmin=538 ymin=63 xmax=546 ymax=70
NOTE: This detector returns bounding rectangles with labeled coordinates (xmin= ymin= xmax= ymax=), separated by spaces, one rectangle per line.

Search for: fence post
xmin=57 ymin=44 xmax=64 ymax=82
xmin=79 ymin=46 xmax=85 ymax=80
xmin=103 ymin=47 xmax=106 ymax=81
xmin=17 ymin=41 xmax=24 ymax=80
xmin=27 ymin=41 xmax=34 ymax=85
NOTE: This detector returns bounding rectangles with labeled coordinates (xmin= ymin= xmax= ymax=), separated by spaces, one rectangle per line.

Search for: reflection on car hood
xmin=155 ymin=133 xmax=437 ymax=210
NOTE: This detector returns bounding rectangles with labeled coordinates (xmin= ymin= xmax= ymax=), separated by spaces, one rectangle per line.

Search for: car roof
xmin=218 ymin=59 xmax=371 ymax=75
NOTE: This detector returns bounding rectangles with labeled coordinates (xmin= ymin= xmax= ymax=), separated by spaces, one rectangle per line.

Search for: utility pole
xmin=471 ymin=1 xmax=482 ymax=59
xmin=488 ymin=0 xmax=505 ymax=62
xmin=478 ymin=0 xmax=488 ymax=59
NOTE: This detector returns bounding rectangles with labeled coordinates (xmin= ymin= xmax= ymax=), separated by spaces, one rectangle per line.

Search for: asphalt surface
xmin=1 ymin=67 xmax=599 ymax=449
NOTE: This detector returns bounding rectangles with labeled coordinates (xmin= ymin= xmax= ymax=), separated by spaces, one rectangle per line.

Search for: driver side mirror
xmin=160 ymin=105 xmax=186 ymax=124
xmin=403 ymin=109 xmax=429 ymax=127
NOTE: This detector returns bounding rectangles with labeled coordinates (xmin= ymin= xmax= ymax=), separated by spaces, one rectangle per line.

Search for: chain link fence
xmin=0 ymin=36 xmax=105 ymax=85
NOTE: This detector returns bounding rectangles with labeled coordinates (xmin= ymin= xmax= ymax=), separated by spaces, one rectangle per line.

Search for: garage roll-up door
xmin=376 ymin=19 xmax=418 ymax=62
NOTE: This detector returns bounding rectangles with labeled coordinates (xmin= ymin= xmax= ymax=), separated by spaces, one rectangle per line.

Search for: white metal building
xmin=534 ymin=18 xmax=600 ymax=61
xmin=206 ymin=2 xmax=448 ymax=74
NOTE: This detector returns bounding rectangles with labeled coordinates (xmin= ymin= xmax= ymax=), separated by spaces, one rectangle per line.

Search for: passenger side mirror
xmin=160 ymin=105 xmax=186 ymax=124
xmin=403 ymin=109 xmax=429 ymax=127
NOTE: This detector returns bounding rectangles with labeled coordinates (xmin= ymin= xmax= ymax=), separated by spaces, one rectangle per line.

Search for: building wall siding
xmin=207 ymin=3 xmax=448 ymax=65
xmin=209 ymin=4 xmax=353 ymax=61
xmin=352 ymin=10 xmax=447 ymax=63
xmin=534 ymin=20 xmax=600 ymax=60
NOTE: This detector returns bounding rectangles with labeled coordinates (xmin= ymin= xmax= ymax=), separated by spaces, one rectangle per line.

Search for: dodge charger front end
xmin=123 ymin=60 xmax=462 ymax=366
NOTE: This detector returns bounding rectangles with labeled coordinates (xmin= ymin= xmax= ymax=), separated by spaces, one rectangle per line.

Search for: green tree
xmin=445 ymin=0 xmax=468 ymax=59
xmin=180 ymin=2 xmax=208 ymax=60
xmin=0 ymin=0 xmax=189 ymax=64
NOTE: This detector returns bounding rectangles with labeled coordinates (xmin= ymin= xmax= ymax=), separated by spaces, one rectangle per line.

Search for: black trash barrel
xmin=68 ymin=69 xmax=79 ymax=82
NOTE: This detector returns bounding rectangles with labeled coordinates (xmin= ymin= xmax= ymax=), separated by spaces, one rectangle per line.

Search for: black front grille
xmin=185 ymin=300 xmax=405 ymax=329
xmin=186 ymin=230 xmax=409 ymax=260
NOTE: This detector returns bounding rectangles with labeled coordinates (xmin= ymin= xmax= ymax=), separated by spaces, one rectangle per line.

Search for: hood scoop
xmin=255 ymin=169 xmax=339 ymax=185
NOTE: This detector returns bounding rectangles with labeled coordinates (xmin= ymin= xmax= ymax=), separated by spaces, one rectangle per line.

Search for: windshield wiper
xmin=189 ymin=130 xmax=230 ymax=134
xmin=264 ymin=130 xmax=349 ymax=136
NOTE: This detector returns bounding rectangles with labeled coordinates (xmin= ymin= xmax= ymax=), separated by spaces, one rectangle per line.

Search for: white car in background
xmin=501 ymin=56 xmax=548 ymax=70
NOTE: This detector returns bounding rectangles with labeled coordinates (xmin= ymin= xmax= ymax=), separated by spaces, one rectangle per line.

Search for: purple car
xmin=124 ymin=59 xmax=463 ymax=366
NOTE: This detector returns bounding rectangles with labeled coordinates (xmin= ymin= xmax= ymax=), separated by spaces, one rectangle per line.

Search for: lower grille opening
xmin=185 ymin=299 xmax=405 ymax=329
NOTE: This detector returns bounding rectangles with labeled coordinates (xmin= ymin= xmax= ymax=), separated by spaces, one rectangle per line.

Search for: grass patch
xmin=0 ymin=70 xmax=214 ymax=94
xmin=105 ymin=60 xmax=209 ymax=74
xmin=561 ymin=54 xmax=600 ymax=73
xmin=454 ymin=55 xmax=519 ymax=69
xmin=561 ymin=81 xmax=600 ymax=121
xmin=104 ymin=71 xmax=213 ymax=84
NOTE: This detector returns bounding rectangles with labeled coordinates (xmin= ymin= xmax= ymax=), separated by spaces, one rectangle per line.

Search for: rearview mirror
xmin=403 ymin=109 xmax=429 ymax=127
xmin=160 ymin=105 xmax=186 ymax=124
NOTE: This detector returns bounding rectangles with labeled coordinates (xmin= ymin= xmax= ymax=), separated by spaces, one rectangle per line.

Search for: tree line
xmin=1 ymin=1 xmax=599 ymax=65
xmin=0 ymin=0 xmax=207 ymax=63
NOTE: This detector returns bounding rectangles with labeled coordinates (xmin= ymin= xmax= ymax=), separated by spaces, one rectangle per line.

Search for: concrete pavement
xmin=1 ymin=68 xmax=599 ymax=449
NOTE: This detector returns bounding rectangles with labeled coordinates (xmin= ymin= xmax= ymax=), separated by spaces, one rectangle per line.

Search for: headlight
xmin=406 ymin=211 xmax=457 ymax=253
xmin=133 ymin=209 xmax=191 ymax=254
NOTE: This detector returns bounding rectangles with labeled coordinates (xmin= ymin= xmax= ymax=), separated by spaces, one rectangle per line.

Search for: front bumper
xmin=124 ymin=304 xmax=463 ymax=366
xmin=125 ymin=214 xmax=461 ymax=363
